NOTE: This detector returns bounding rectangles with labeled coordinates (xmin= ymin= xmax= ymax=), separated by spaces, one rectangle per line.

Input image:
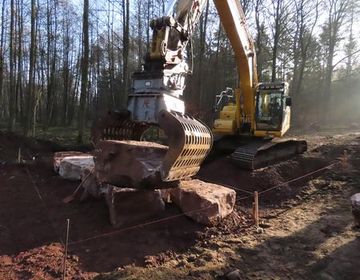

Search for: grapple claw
xmin=158 ymin=110 xmax=213 ymax=181
xmin=91 ymin=110 xmax=213 ymax=186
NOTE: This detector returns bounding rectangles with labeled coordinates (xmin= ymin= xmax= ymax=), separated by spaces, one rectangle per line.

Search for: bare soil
xmin=0 ymin=130 xmax=359 ymax=279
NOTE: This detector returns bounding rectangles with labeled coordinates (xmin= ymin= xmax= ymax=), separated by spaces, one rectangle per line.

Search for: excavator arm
xmin=213 ymin=0 xmax=258 ymax=133
xmin=92 ymin=0 xmax=213 ymax=183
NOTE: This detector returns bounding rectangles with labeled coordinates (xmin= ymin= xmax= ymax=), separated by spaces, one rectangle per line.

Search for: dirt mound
xmin=0 ymin=243 xmax=96 ymax=280
xmin=198 ymin=155 xmax=330 ymax=206
xmin=204 ymin=208 xmax=253 ymax=236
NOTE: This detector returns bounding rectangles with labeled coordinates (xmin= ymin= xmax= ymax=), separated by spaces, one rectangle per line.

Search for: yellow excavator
xmin=92 ymin=0 xmax=306 ymax=186
xmin=210 ymin=0 xmax=307 ymax=169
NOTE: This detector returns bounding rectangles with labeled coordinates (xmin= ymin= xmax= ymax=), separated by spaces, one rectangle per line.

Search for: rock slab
xmin=53 ymin=151 xmax=90 ymax=173
xmin=94 ymin=140 xmax=175 ymax=189
xmin=351 ymin=193 xmax=360 ymax=226
xmin=58 ymin=156 xmax=95 ymax=180
xmin=105 ymin=185 xmax=165 ymax=227
xmin=170 ymin=179 xmax=236 ymax=225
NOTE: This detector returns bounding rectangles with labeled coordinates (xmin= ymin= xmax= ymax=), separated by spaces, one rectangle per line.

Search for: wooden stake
xmin=62 ymin=219 xmax=70 ymax=280
xmin=17 ymin=148 xmax=21 ymax=164
xmin=254 ymin=191 xmax=259 ymax=227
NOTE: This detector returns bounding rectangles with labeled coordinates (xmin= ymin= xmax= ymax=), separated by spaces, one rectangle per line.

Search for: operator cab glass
xmin=255 ymin=83 xmax=289 ymax=131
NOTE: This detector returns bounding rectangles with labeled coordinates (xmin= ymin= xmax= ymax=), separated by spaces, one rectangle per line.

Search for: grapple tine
xmin=91 ymin=111 xmax=149 ymax=145
xmin=158 ymin=110 xmax=213 ymax=182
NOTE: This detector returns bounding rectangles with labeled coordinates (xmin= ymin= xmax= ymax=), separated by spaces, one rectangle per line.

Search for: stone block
xmin=58 ymin=156 xmax=94 ymax=181
xmin=104 ymin=185 xmax=165 ymax=227
xmin=53 ymin=151 xmax=90 ymax=173
xmin=170 ymin=179 xmax=236 ymax=225
xmin=94 ymin=140 xmax=176 ymax=189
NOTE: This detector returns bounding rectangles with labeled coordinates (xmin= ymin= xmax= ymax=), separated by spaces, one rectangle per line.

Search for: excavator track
xmin=230 ymin=139 xmax=307 ymax=170
xmin=92 ymin=110 xmax=213 ymax=183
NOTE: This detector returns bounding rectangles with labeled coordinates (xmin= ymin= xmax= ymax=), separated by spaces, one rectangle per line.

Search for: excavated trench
xmin=0 ymin=131 xmax=354 ymax=276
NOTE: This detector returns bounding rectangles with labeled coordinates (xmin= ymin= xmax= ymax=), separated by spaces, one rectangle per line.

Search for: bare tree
xmin=290 ymin=0 xmax=319 ymax=96
xmin=62 ymin=3 xmax=71 ymax=124
xmin=198 ymin=0 xmax=210 ymax=110
xmin=320 ymin=0 xmax=350 ymax=122
xmin=344 ymin=0 xmax=357 ymax=76
xmin=8 ymin=0 xmax=16 ymax=131
xmin=78 ymin=0 xmax=89 ymax=143
xmin=25 ymin=0 xmax=37 ymax=136
xmin=16 ymin=0 xmax=24 ymax=124
xmin=269 ymin=0 xmax=292 ymax=82
xmin=122 ymin=0 xmax=130 ymax=107
xmin=254 ymin=0 xmax=271 ymax=81
xmin=0 ymin=0 xmax=6 ymax=116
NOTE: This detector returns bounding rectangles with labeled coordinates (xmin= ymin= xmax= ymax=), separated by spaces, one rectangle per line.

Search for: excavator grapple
xmin=158 ymin=111 xmax=213 ymax=181
xmin=92 ymin=110 xmax=213 ymax=186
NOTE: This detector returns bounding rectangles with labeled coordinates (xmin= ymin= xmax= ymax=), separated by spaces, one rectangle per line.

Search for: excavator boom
xmin=92 ymin=0 xmax=213 ymax=186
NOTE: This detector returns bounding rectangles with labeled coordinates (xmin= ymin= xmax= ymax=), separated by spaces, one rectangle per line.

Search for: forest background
xmin=0 ymin=0 xmax=359 ymax=142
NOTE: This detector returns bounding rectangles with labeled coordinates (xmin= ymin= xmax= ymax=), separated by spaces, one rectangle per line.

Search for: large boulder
xmin=58 ymin=156 xmax=95 ymax=180
xmin=94 ymin=140 xmax=176 ymax=189
xmin=170 ymin=179 xmax=236 ymax=225
xmin=105 ymin=185 xmax=165 ymax=227
xmin=351 ymin=193 xmax=360 ymax=227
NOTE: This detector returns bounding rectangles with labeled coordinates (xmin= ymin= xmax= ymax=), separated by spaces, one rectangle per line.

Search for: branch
xmin=333 ymin=49 xmax=360 ymax=69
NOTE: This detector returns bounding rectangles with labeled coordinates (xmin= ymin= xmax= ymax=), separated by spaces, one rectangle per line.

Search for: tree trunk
xmin=16 ymin=0 xmax=23 ymax=125
xmin=8 ymin=0 xmax=16 ymax=131
xmin=78 ymin=0 xmax=89 ymax=143
xmin=255 ymin=0 xmax=263 ymax=80
xmin=122 ymin=0 xmax=130 ymax=108
xmin=0 ymin=0 xmax=6 ymax=117
xmin=198 ymin=0 xmax=210 ymax=112
xmin=25 ymin=0 xmax=37 ymax=136
xmin=137 ymin=0 xmax=143 ymax=68
xmin=271 ymin=0 xmax=281 ymax=82
xmin=62 ymin=9 xmax=70 ymax=125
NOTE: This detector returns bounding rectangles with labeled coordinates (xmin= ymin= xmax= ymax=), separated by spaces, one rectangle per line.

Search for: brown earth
xmin=0 ymin=130 xmax=360 ymax=279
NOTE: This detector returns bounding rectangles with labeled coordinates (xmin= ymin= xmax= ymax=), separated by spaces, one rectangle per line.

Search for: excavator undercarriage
xmin=230 ymin=139 xmax=307 ymax=170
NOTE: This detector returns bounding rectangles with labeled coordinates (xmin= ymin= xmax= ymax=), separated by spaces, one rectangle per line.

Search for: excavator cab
xmin=254 ymin=83 xmax=291 ymax=137
xmin=213 ymin=82 xmax=305 ymax=170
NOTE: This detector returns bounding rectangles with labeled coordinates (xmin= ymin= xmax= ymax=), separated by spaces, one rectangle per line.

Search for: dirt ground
xmin=0 ymin=130 xmax=359 ymax=279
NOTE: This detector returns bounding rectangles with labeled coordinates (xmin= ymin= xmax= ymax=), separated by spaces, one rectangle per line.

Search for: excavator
xmin=92 ymin=0 xmax=307 ymax=186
